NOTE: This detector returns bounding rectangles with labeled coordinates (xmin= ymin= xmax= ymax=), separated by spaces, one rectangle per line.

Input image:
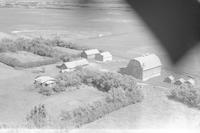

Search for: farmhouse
xmin=125 ymin=54 xmax=162 ymax=81
xmin=185 ymin=78 xmax=195 ymax=87
xmin=164 ymin=75 xmax=175 ymax=83
xmin=60 ymin=58 xmax=89 ymax=73
xmin=34 ymin=76 xmax=56 ymax=88
xmin=95 ymin=51 xmax=112 ymax=62
xmin=174 ymin=78 xmax=185 ymax=85
xmin=81 ymin=49 xmax=100 ymax=59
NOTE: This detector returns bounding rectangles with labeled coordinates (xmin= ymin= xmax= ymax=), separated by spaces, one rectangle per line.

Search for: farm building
xmin=60 ymin=58 xmax=89 ymax=73
xmin=81 ymin=49 xmax=100 ymax=59
xmin=125 ymin=54 xmax=162 ymax=81
xmin=164 ymin=75 xmax=175 ymax=83
xmin=34 ymin=76 xmax=56 ymax=88
xmin=174 ymin=78 xmax=185 ymax=85
xmin=95 ymin=51 xmax=112 ymax=62
xmin=185 ymin=78 xmax=195 ymax=87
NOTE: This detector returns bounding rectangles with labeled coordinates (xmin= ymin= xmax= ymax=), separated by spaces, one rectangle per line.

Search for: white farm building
xmin=125 ymin=54 xmax=162 ymax=81
xmin=81 ymin=49 xmax=100 ymax=59
xmin=34 ymin=76 xmax=56 ymax=88
xmin=60 ymin=59 xmax=89 ymax=73
xmin=95 ymin=51 xmax=112 ymax=62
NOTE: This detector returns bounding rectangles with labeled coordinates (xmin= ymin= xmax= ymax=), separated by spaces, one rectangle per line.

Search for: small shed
xmin=125 ymin=54 xmax=162 ymax=81
xmin=95 ymin=51 xmax=112 ymax=62
xmin=60 ymin=59 xmax=89 ymax=73
xmin=81 ymin=49 xmax=100 ymax=59
xmin=34 ymin=76 xmax=56 ymax=88
xmin=185 ymin=78 xmax=195 ymax=87
xmin=174 ymin=78 xmax=185 ymax=85
xmin=164 ymin=75 xmax=175 ymax=83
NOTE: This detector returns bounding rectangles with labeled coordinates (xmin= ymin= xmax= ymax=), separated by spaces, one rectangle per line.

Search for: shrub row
xmin=0 ymin=37 xmax=84 ymax=67
xmin=27 ymin=86 xmax=143 ymax=128
xmin=0 ymin=54 xmax=59 ymax=68
xmin=39 ymin=69 xmax=138 ymax=96
xmin=169 ymin=85 xmax=200 ymax=109
xmin=0 ymin=37 xmax=84 ymax=56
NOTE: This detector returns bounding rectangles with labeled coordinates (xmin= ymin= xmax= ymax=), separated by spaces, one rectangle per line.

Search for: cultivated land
xmin=0 ymin=0 xmax=200 ymax=130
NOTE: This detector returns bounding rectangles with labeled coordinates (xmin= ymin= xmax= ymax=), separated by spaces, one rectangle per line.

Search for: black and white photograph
xmin=0 ymin=0 xmax=200 ymax=133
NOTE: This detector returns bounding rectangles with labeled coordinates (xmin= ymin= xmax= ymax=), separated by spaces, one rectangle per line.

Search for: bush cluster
xmin=26 ymin=104 xmax=49 ymax=128
xmin=169 ymin=85 xmax=200 ymax=109
xmin=39 ymin=69 xmax=140 ymax=98
xmin=0 ymin=37 xmax=84 ymax=67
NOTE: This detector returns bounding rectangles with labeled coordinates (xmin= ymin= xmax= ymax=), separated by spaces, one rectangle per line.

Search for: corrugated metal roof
xmin=83 ymin=49 xmax=100 ymax=56
xmin=131 ymin=54 xmax=162 ymax=70
xmin=63 ymin=59 xmax=89 ymax=69
xmin=35 ymin=76 xmax=56 ymax=84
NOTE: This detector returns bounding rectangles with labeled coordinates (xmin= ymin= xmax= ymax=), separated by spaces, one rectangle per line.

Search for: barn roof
xmin=83 ymin=49 xmax=100 ymax=56
xmin=131 ymin=54 xmax=162 ymax=70
xmin=99 ymin=51 xmax=112 ymax=57
xmin=63 ymin=59 xmax=89 ymax=69
xmin=35 ymin=76 xmax=56 ymax=84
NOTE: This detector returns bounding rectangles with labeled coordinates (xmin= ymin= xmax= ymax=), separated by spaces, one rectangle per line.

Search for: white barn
xmin=185 ymin=78 xmax=195 ymax=87
xmin=174 ymin=78 xmax=185 ymax=85
xmin=125 ymin=54 xmax=162 ymax=81
xmin=60 ymin=59 xmax=89 ymax=73
xmin=164 ymin=75 xmax=175 ymax=83
xmin=95 ymin=51 xmax=112 ymax=62
xmin=81 ymin=49 xmax=100 ymax=59
xmin=34 ymin=76 xmax=56 ymax=88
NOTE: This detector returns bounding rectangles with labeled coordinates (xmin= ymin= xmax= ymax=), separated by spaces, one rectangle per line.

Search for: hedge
xmin=169 ymin=85 xmax=200 ymax=109
xmin=0 ymin=54 xmax=59 ymax=68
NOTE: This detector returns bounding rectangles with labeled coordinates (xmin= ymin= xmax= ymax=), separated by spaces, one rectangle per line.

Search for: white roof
xmin=35 ymin=76 xmax=56 ymax=84
xmin=130 ymin=54 xmax=162 ymax=70
xmin=83 ymin=49 xmax=100 ymax=56
xmin=176 ymin=78 xmax=186 ymax=83
xmin=63 ymin=59 xmax=89 ymax=69
xmin=98 ymin=51 xmax=112 ymax=57
xmin=185 ymin=78 xmax=195 ymax=85
xmin=44 ymin=80 xmax=56 ymax=85
xmin=165 ymin=75 xmax=175 ymax=80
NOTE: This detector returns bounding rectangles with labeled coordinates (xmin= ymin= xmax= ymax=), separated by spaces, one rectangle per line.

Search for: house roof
xmin=98 ymin=51 xmax=112 ymax=57
xmin=130 ymin=54 xmax=162 ymax=70
xmin=35 ymin=76 xmax=56 ymax=84
xmin=83 ymin=49 xmax=100 ymax=56
xmin=63 ymin=59 xmax=89 ymax=69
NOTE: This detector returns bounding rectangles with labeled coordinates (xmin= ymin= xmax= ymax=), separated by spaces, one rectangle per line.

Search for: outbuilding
xmin=174 ymin=78 xmax=185 ymax=85
xmin=95 ymin=51 xmax=112 ymax=62
xmin=81 ymin=49 xmax=100 ymax=59
xmin=164 ymin=75 xmax=175 ymax=83
xmin=185 ymin=78 xmax=195 ymax=87
xmin=34 ymin=76 xmax=56 ymax=88
xmin=60 ymin=58 xmax=89 ymax=73
xmin=125 ymin=54 xmax=162 ymax=81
